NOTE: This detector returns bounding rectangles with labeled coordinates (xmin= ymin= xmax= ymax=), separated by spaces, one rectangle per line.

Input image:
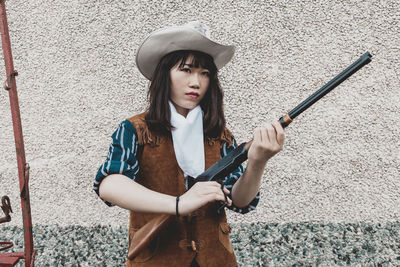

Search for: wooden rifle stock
xmin=128 ymin=52 xmax=372 ymax=260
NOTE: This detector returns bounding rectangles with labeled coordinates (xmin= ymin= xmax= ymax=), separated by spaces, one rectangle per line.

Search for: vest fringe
xmin=206 ymin=128 xmax=233 ymax=148
xmin=139 ymin=125 xmax=161 ymax=147
xmin=130 ymin=118 xmax=160 ymax=147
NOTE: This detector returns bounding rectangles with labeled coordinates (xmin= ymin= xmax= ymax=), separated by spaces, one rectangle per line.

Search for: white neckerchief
xmin=169 ymin=101 xmax=205 ymax=178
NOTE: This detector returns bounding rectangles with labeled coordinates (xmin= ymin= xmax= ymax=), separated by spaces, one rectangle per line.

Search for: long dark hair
xmin=145 ymin=50 xmax=226 ymax=138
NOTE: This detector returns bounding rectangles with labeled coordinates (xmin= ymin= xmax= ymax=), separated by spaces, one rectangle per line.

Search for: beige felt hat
xmin=136 ymin=21 xmax=235 ymax=80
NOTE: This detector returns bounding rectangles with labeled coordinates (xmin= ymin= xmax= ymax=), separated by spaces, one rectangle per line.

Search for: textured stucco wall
xmin=0 ymin=0 xmax=399 ymax=227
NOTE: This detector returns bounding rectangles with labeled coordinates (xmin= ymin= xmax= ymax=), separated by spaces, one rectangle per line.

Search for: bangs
xmin=172 ymin=50 xmax=217 ymax=75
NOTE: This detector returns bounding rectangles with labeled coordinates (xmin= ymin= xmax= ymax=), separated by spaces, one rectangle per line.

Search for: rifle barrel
xmin=279 ymin=51 xmax=372 ymax=128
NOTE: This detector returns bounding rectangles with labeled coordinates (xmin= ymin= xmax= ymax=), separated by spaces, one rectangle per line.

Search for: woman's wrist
xmin=247 ymin=156 xmax=268 ymax=170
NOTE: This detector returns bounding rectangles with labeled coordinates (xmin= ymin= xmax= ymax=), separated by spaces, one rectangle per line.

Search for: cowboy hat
xmin=136 ymin=21 xmax=235 ymax=80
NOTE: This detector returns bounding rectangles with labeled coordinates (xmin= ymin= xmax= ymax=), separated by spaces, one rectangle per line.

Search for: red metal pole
xmin=0 ymin=1 xmax=34 ymax=266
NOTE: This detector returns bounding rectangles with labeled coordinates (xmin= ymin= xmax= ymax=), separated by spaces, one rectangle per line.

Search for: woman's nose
xmin=189 ymin=74 xmax=200 ymax=89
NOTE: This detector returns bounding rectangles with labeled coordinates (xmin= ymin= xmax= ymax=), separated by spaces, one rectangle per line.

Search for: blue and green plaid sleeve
xmin=222 ymin=136 xmax=260 ymax=214
xmin=93 ymin=120 xmax=140 ymax=206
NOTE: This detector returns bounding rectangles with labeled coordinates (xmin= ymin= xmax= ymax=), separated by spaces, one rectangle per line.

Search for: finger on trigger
xmin=227 ymin=197 xmax=232 ymax=206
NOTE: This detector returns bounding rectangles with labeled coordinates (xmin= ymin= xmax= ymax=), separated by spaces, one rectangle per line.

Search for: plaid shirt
xmin=94 ymin=120 xmax=259 ymax=214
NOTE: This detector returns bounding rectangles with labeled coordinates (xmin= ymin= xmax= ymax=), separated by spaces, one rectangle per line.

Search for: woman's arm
xmin=99 ymin=174 xmax=176 ymax=213
xmin=231 ymin=121 xmax=285 ymax=208
xmin=99 ymin=174 xmax=231 ymax=215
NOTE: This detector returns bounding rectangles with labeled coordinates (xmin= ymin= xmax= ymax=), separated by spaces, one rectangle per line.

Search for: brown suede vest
xmin=126 ymin=113 xmax=237 ymax=267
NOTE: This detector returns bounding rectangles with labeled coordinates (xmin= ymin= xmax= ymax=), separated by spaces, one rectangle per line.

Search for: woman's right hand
xmin=178 ymin=181 xmax=232 ymax=216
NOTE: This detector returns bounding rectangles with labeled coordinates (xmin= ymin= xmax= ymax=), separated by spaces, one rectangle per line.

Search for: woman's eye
xmin=202 ymin=72 xmax=210 ymax=76
xmin=181 ymin=68 xmax=191 ymax=73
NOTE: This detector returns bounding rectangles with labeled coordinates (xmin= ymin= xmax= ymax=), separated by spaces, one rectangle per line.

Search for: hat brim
xmin=136 ymin=26 xmax=235 ymax=80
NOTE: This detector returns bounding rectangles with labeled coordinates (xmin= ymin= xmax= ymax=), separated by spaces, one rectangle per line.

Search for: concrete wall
xmin=1 ymin=0 xmax=399 ymax=227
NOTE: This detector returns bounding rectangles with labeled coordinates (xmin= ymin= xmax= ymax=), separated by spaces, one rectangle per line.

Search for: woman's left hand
xmin=247 ymin=121 xmax=285 ymax=165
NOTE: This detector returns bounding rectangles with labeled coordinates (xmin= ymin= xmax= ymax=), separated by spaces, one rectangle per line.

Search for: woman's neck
xmin=172 ymin=102 xmax=189 ymax=118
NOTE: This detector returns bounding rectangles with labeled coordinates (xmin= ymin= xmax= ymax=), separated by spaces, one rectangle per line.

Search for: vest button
xmin=191 ymin=240 xmax=197 ymax=252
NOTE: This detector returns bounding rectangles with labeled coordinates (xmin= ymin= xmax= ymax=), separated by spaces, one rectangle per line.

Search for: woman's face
xmin=169 ymin=56 xmax=210 ymax=117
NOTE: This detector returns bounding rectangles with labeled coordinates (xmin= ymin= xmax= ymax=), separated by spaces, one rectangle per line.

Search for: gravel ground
xmin=2 ymin=222 xmax=400 ymax=266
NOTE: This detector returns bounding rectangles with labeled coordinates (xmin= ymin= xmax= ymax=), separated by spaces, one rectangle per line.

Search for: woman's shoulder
xmin=220 ymin=127 xmax=234 ymax=147
xmin=125 ymin=112 xmax=162 ymax=146
xmin=111 ymin=114 xmax=146 ymax=140
xmin=126 ymin=112 xmax=147 ymax=126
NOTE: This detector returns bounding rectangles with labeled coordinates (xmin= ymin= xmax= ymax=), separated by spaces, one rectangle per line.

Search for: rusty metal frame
xmin=0 ymin=0 xmax=35 ymax=266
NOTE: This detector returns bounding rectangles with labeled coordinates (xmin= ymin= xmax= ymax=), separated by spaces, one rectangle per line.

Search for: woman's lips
xmin=186 ymin=92 xmax=199 ymax=99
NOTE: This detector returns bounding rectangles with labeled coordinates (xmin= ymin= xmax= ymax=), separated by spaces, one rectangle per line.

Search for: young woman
xmin=94 ymin=22 xmax=285 ymax=267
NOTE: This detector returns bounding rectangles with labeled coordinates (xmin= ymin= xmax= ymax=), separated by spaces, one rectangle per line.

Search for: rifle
xmin=128 ymin=51 xmax=372 ymax=260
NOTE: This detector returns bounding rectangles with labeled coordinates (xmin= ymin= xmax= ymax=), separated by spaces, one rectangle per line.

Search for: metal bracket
xmin=0 ymin=196 xmax=12 ymax=224
xmin=20 ymin=164 xmax=30 ymax=200
xmin=0 ymin=241 xmax=13 ymax=252
xmin=3 ymin=71 xmax=18 ymax=91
